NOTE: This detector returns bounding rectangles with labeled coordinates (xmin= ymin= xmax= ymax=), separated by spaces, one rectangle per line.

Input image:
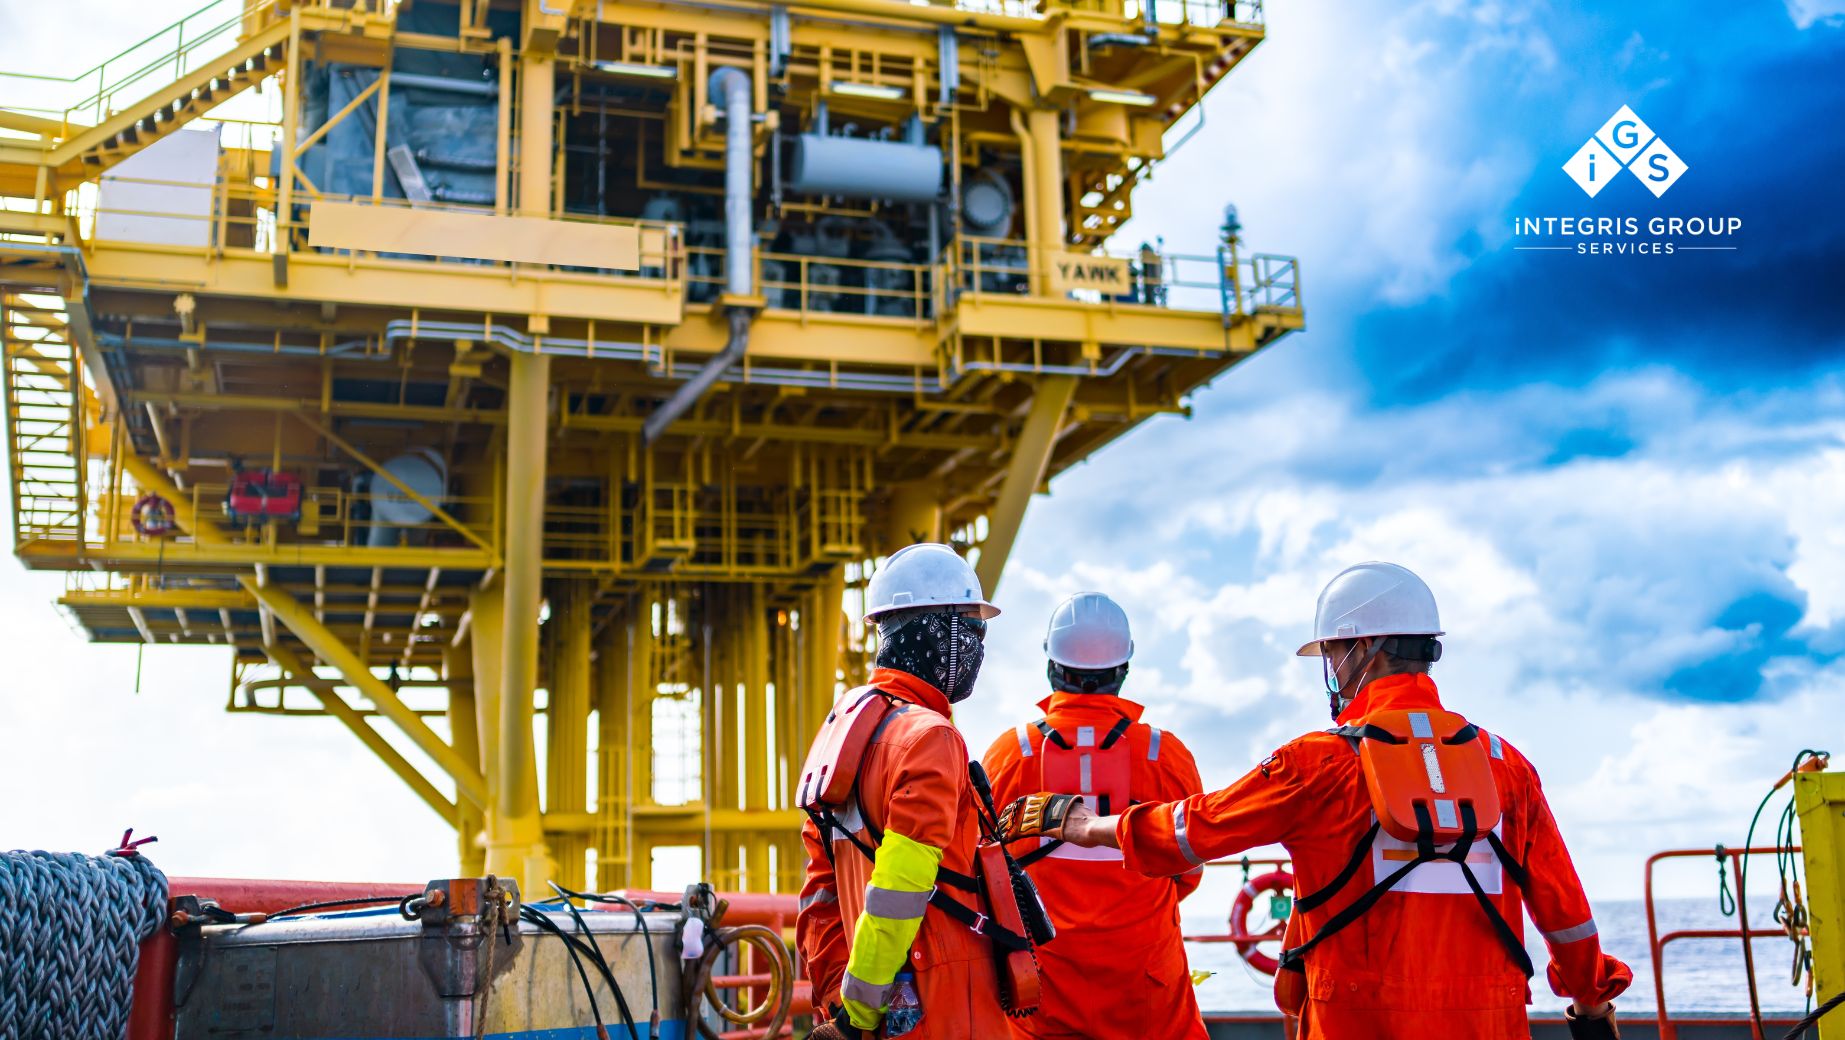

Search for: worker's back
xmin=982 ymin=692 xmax=1208 ymax=1040
xmin=1135 ymin=674 xmax=1631 ymax=1040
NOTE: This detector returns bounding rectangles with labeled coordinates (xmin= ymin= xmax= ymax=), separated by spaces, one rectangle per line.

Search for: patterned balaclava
xmin=875 ymin=608 xmax=986 ymax=703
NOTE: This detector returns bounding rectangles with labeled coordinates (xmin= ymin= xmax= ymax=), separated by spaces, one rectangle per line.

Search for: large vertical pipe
xmin=713 ymin=67 xmax=754 ymax=298
xmin=495 ymin=349 xmax=551 ymax=886
xmin=518 ymin=48 xmax=555 ymax=217
xmin=642 ymin=68 xmax=755 ymax=445
xmin=446 ymin=643 xmax=486 ymax=876
xmin=743 ymin=584 xmax=771 ymax=892
xmin=1023 ymin=107 xmax=1065 ymax=295
xmin=547 ymin=581 xmax=591 ymax=890
xmin=594 ymin=613 xmax=631 ymax=890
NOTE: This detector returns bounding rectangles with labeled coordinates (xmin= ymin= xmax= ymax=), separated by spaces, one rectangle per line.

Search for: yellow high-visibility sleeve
xmin=840 ymin=829 xmax=942 ymax=1029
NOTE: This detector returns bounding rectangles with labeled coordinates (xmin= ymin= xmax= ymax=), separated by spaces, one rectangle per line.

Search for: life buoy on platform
xmin=1229 ymin=869 xmax=1294 ymax=976
xmin=130 ymin=493 xmax=177 ymax=538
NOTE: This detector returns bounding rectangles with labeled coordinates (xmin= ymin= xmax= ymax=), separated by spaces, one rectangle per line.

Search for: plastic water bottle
xmin=884 ymin=970 xmax=923 ymax=1036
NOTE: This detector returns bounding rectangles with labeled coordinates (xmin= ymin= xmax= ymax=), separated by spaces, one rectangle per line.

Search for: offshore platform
xmin=0 ymin=0 xmax=1301 ymax=900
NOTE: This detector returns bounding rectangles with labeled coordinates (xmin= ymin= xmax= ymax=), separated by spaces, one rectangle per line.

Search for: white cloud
xmin=964 ymin=371 xmax=1845 ymax=900
xmin=1786 ymin=0 xmax=1845 ymax=28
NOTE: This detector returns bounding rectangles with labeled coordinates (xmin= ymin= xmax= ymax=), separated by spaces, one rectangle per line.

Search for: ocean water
xmin=1187 ymin=898 xmax=1816 ymax=1015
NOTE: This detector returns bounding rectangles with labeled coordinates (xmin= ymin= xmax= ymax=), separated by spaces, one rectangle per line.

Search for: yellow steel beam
xmin=246 ymin=577 xmax=489 ymax=810
xmin=1797 ymin=769 xmax=1845 ymax=1035
xmin=545 ymin=807 xmax=806 ymax=833
xmin=87 ymin=540 xmax=493 ymax=571
xmin=488 ymin=349 xmax=552 ymax=886
xmin=60 ymin=587 xmax=254 ymax=611
xmin=265 ymin=642 xmax=458 ymax=822
xmin=974 ymin=374 xmax=1076 ymax=595
xmin=80 ymin=243 xmax=683 ymax=326
xmin=117 ymin=448 xmax=488 ymax=808
xmin=546 ymin=581 xmax=592 ymax=890
xmin=446 ymin=643 xmax=487 ymax=876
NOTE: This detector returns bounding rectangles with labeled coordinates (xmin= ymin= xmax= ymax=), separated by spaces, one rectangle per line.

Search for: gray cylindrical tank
xmin=786 ymin=134 xmax=943 ymax=202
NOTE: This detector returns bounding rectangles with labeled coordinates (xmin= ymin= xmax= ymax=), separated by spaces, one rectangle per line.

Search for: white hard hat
xmin=1296 ymin=562 xmax=1443 ymax=656
xmin=863 ymin=543 xmax=1000 ymax=623
xmin=1044 ymin=592 xmax=1133 ymax=669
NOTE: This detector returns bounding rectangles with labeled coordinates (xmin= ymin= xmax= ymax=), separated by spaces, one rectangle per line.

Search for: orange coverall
xmin=1116 ymin=673 xmax=1633 ymax=1040
xmin=982 ymin=693 xmax=1209 ymax=1039
xmin=797 ymin=667 xmax=1011 ymax=1038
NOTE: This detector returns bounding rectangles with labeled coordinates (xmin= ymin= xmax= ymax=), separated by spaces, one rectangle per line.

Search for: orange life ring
xmin=1229 ymin=869 xmax=1294 ymax=976
xmin=131 ymin=493 xmax=177 ymax=538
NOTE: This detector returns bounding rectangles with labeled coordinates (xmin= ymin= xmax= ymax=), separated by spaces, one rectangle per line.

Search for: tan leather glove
xmin=997 ymin=793 xmax=1082 ymax=842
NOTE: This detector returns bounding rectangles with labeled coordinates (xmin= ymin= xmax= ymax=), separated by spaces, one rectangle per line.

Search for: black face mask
xmin=875 ymin=610 xmax=986 ymax=704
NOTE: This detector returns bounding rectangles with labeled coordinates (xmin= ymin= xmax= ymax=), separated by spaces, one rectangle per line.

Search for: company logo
xmin=1562 ymin=105 xmax=1688 ymax=198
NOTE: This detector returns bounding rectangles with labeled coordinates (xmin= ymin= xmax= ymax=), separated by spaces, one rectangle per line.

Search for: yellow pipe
xmin=491 ymin=350 xmax=551 ymax=889
xmin=975 ymin=374 xmax=1077 ymax=596
xmin=446 ymin=642 xmax=487 ymax=876
xmin=519 ymin=47 xmax=555 ymax=217
xmin=547 ymin=581 xmax=592 ymax=890
xmin=266 ymin=642 xmax=458 ymax=822
xmin=1025 ymin=106 xmax=1065 ymax=295
xmin=291 ymin=411 xmax=498 ymax=557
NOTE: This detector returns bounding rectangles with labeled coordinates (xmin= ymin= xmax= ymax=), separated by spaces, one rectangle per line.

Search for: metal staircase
xmin=48 ymin=22 xmax=289 ymax=176
xmin=2 ymin=291 xmax=86 ymax=557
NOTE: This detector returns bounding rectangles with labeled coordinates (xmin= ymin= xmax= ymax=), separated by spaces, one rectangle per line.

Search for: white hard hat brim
xmin=1296 ymin=630 xmax=1444 ymax=657
xmin=866 ymin=600 xmax=1001 ymax=622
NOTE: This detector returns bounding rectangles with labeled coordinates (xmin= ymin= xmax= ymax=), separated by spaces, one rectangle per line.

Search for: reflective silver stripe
xmin=841 ymin=971 xmax=892 ymax=1008
xmin=1079 ymin=752 xmax=1093 ymax=792
xmin=1173 ymin=801 xmax=1204 ymax=866
xmin=799 ymin=887 xmax=837 ymax=913
xmin=863 ymin=884 xmax=931 ymax=920
xmin=1408 ymin=711 xmax=1434 ymax=738
xmin=1543 ymin=918 xmax=1598 ymax=945
xmin=1489 ymin=732 xmax=1504 ymax=759
xmin=1147 ymin=726 xmax=1162 ymax=761
xmin=1016 ymin=723 xmax=1033 ymax=757
xmin=1077 ymin=725 xmax=1096 ymax=747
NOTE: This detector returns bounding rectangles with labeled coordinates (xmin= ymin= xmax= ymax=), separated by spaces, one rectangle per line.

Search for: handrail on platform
xmin=1645 ymin=845 xmax=1799 ymax=1040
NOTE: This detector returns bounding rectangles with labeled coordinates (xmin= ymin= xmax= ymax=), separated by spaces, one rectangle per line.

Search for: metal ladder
xmin=3 ymin=291 xmax=86 ymax=554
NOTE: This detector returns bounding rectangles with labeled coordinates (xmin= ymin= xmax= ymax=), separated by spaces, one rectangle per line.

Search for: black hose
xmin=533 ymin=890 xmax=645 ymax=1040
xmin=551 ymin=887 xmax=662 ymax=1003
xmin=266 ymin=894 xmax=423 ymax=919
xmin=520 ymin=903 xmax=611 ymax=1040
xmin=1784 ymin=990 xmax=1845 ymax=1040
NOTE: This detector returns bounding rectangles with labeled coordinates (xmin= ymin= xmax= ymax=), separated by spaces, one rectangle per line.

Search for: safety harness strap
xmin=1033 ymin=719 xmax=1072 ymax=750
xmin=924 ymin=887 xmax=1033 ymax=951
xmin=1281 ymin=803 xmax=1534 ymax=978
xmin=1097 ymin=717 xmax=1132 ymax=750
xmin=1012 ymin=840 xmax=1063 ymax=868
xmin=1294 ymin=820 xmax=1381 ymax=913
xmin=811 ymin=808 xmax=1029 ymax=950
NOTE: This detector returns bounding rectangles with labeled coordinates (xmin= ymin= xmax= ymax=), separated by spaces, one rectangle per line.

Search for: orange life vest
xmin=1015 ymin=716 xmax=1142 ymax=868
xmin=797 ymin=684 xmax=1051 ymax=1016
xmin=1281 ymin=707 xmax=1534 ymax=977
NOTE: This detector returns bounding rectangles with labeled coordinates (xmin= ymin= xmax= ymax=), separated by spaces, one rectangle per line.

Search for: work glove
xmin=1565 ymin=1002 xmax=1620 ymax=1040
xmin=808 ymin=1005 xmax=869 ymax=1040
xmin=997 ymin=793 xmax=1082 ymax=842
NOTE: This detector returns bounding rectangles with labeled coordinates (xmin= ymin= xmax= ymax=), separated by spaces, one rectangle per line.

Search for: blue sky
xmin=2 ymin=0 xmax=1842 ymax=918
xmin=962 ymin=0 xmax=1845 ymax=909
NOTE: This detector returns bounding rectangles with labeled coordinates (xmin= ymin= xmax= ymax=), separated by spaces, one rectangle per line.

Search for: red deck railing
xmin=1645 ymin=846 xmax=1798 ymax=1040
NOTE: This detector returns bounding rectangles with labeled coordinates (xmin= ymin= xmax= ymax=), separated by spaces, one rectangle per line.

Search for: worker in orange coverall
xmin=796 ymin=543 xmax=1012 ymax=1040
xmin=980 ymin=591 xmax=1208 ymax=1039
xmin=1005 ymin=562 xmax=1634 ymax=1040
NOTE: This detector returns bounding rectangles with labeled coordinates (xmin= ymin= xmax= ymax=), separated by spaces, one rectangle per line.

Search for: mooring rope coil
xmin=0 ymin=841 xmax=169 ymax=1040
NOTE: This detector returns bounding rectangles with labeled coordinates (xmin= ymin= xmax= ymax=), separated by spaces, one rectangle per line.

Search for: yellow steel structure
xmin=1798 ymin=771 xmax=1845 ymax=1037
xmin=1 ymin=0 xmax=1301 ymax=897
